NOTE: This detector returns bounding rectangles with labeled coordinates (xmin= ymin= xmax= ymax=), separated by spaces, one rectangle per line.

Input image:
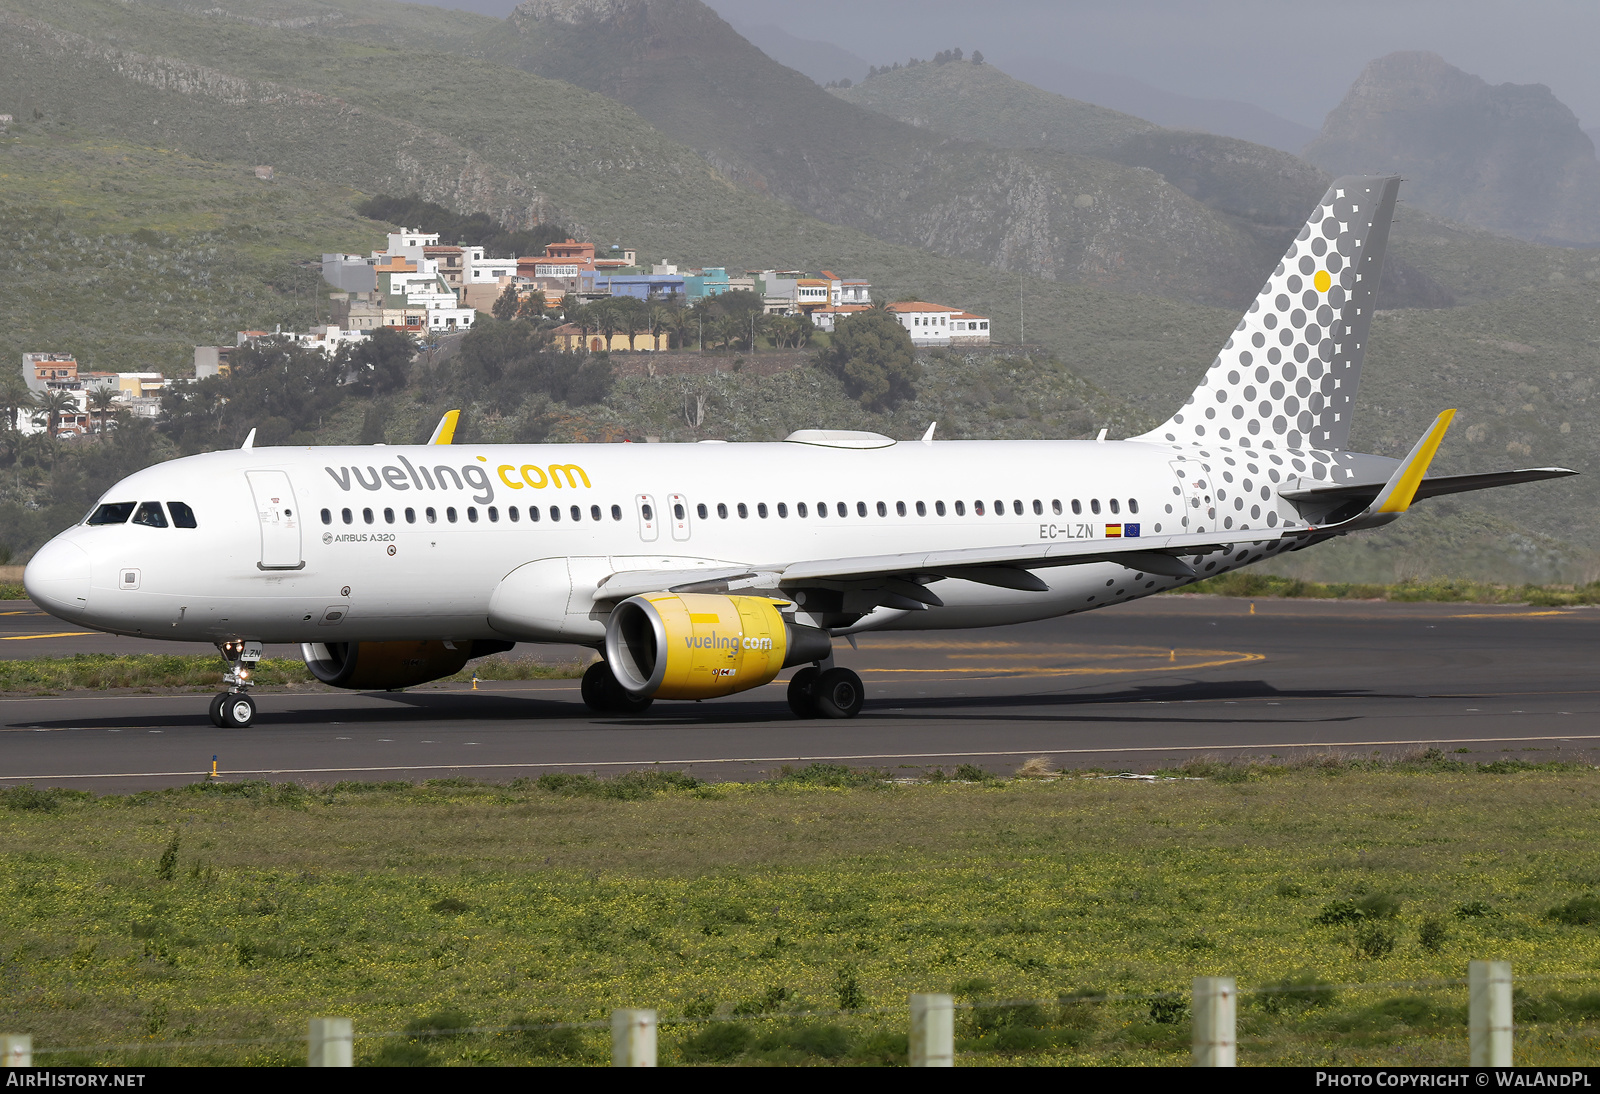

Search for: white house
xmin=885 ymin=301 xmax=990 ymax=346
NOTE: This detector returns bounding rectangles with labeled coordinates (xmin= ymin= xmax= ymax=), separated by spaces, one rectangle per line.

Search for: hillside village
xmin=14 ymin=224 xmax=990 ymax=439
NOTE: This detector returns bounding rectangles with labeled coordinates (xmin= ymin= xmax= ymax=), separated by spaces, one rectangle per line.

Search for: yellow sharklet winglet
xmin=1371 ymin=409 xmax=1456 ymax=514
xmin=428 ymin=410 xmax=460 ymax=446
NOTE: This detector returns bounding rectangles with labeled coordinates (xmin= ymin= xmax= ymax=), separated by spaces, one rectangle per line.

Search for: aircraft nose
xmin=24 ymin=539 xmax=91 ymax=618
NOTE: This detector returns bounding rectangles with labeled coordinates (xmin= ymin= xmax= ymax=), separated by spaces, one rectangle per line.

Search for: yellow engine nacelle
xmin=605 ymin=593 xmax=831 ymax=700
xmin=301 ymin=639 xmax=512 ymax=691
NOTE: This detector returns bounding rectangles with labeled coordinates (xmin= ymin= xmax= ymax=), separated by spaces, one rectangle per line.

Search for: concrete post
xmin=1 ymin=1035 xmax=31 ymax=1066
xmin=1470 ymin=960 xmax=1513 ymax=1066
xmin=1192 ymin=977 xmax=1236 ymax=1066
xmin=909 ymin=993 xmax=954 ymax=1067
xmin=611 ymin=1008 xmax=656 ymax=1067
xmin=307 ymin=1017 xmax=352 ymax=1067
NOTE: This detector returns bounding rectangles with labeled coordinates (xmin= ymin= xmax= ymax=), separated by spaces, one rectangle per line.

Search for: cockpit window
xmin=167 ymin=502 xmax=198 ymax=529
xmin=131 ymin=501 xmax=169 ymax=528
xmin=87 ymin=502 xmax=136 ymax=525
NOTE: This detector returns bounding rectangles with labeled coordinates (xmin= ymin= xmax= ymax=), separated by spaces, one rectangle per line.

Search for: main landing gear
xmin=787 ymin=665 xmax=864 ymax=720
xmin=582 ymin=660 xmax=655 ymax=714
xmin=209 ymin=639 xmax=262 ymax=728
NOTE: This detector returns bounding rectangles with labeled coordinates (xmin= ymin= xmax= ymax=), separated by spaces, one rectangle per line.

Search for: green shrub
xmin=850 ymin=1030 xmax=908 ymax=1065
xmin=1148 ymin=997 xmax=1187 ymax=1024
xmin=771 ymin=763 xmax=884 ymax=788
xmin=508 ymin=1017 xmax=587 ymax=1060
xmin=1418 ymin=916 xmax=1448 ymax=952
xmin=428 ymin=897 xmax=471 ymax=914
xmin=952 ymin=763 xmax=996 ymax=782
xmin=534 ymin=770 xmax=702 ymax=799
xmin=156 ymin=834 xmax=180 ymax=881
xmin=1356 ymin=892 xmax=1402 ymax=920
xmin=2 ymin=785 xmax=67 ymax=812
xmin=1355 ymin=923 xmax=1397 ymax=958
xmin=835 ymin=966 xmax=865 ymax=1010
xmin=754 ymin=1023 xmax=851 ymax=1059
xmin=370 ymin=1040 xmax=435 ymax=1066
xmin=1314 ymin=900 xmax=1364 ymax=926
xmin=1547 ymin=895 xmax=1600 ymax=926
xmin=405 ymin=1009 xmax=473 ymax=1039
xmin=1256 ymin=974 xmax=1337 ymax=1013
xmin=1454 ymin=900 xmax=1496 ymax=919
xmin=681 ymin=1021 xmax=752 ymax=1062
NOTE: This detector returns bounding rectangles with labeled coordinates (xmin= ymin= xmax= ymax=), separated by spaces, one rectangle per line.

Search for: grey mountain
xmin=1305 ymin=51 xmax=1600 ymax=245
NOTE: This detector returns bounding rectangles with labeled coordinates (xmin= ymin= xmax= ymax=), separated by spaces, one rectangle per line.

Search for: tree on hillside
xmin=354 ymin=195 xmax=566 ymax=259
xmin=971 ymin=50 xmax=984 ymax=65
xmin=340 ymin=327 xmax=414 ymax=395
xmin=814 ymin=311 xmax=920 ymax=411
xmin=492 ymin=284 xmax=520 ymax=322
xmin=517 ymin=291 xmax=547 ymax=322
xmin=453 ymin=318 xmax=613 ymax=406
xmin=616 ymin=296 xmax=648 ymax=351
xmin=0 ymin=370 xmax=31 ymax=432
xmin=161 ymin=337 xmax=344 ymax=451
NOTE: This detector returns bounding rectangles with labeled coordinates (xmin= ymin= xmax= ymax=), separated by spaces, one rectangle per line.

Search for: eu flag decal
xmin=1125 ymin=523 xmax=1140 ymax=537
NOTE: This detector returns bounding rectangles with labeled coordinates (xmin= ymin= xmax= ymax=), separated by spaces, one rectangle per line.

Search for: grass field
xmin=2 ymin=760 xmax=1598 ymax=1066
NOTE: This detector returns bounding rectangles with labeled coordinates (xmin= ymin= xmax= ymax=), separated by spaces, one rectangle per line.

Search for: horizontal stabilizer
xmin=1280 ymin=466 xmax=1578 ymax=504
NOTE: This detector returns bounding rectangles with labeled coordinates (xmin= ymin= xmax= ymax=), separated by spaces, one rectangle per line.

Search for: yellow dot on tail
xmin=1314 ymin=270 xmax=1332 ymax=293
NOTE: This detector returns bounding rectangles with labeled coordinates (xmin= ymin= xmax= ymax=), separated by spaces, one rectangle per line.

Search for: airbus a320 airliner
xmin=24 ymin=176 xmax=1576 ymax=727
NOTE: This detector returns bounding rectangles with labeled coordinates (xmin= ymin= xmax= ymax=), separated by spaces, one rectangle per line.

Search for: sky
xmin=428 ymin=0 xmax=1600 ymax=130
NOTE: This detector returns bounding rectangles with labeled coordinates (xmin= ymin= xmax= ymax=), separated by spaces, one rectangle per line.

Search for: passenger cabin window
xmin=859 ymin=501 xmax=870 ymax=517
xmin=697 ymin=503 xmax=709 ymax=520
xmin=795 ymin=502 xmax=806 ymax=517
xmin=319 ymin=508 xmax=332 ymax=526
xmin=570 ymin=506 xmax=582 ymax=522
xmin=549 ymin=506 xmax=560 ymax=522
xmin=1128 ymin=499 xmax=1140 ymax=514
xmin=467 ymin=507 xmax=478 ymax=522
xmin=611 ymin=505 xmax=623 ymax=521
xmin=383 ymin=507 xmax=395 ymax=525
xmin=1090 ymin=499 xmax=1101 ymax=515
xmin=955 ymin=501 xmax=966 ymax=516
xmin=488 ymin=506 xmax=499 ymax=523
xmin=934 ymin=501 xmax=945 ymax=516
xmin=896 ymin=501 xmax=906 ymax=517
xmin=975 ymin=501 xmax=986 ymax=516
xmin=88 ymin=502 xmax=136 ymax=525
xmin=131 ymin=501 xmax=168 ymax=528
xmin=342 ymin=508 xmax=353 ymax=525
xmin=1014 ymin=500 xmax=1024 ymax=515
xmin=406 ymin=508 xmax=417 ymax=524
xmin=1052 ymin=500 xmax=1062 ymax=515
xmin=915 ymin=501 xmax=926 ymax=516
xmin=717 ymin=503 xmax=728 ymax=519
xmin=816 ymin=502 xmax=827 ymax=518
xmin=426 ymin=507 xmax=437 ymax=523
xmin=1032 ymin=500 xmax=1043 ymax=516
xmin=737 ymin=503 xmax=748 ymax=519
xmin=363 ymin=508 xmax=375 ymax=524
xmin=591 ymin=505 xmax=602 ymax=521
xmin=1072 ymin=500 xmax=1082 ymax=515
xmin=529 ymin=506 xmax=541 ymax=522
xmin=1109 ymin=499 xmax=1120 ymax=515
xmin=837 ymin=502 xmax=848 ymax=518
xmin=757 ymin=503 xmax=768 ymax=518
xmin=776 ymin=503 xmax=787 ymax=518
xmin=447 ymin=507 xmax=458 ymax=523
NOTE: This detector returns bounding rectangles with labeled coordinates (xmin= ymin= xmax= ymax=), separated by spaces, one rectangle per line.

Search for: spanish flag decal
xmin=1106 ymin=524 xmax=1122 ymax=538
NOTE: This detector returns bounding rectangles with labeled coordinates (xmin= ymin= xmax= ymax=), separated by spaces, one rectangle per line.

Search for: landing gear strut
xmin=581 ymin=660 xmax=654 ymax=714
xmin=210 ymin=640 xmax=262 ymax=728
xmin=788 ymin=665 xmax=863 ymax=719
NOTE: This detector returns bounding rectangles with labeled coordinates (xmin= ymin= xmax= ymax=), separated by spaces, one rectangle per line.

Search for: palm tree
xmin=0 ymin=371 xmax=30 ymax=433
xmin=33 ymin=388 xmax=77 ymax=440
xmin=87 ymin=386 xmax=118 ymax=433
xmin=617 ymin=297 xmax=647 ymax=352
xmin=592 ymin=298 xmax=621 ymax=352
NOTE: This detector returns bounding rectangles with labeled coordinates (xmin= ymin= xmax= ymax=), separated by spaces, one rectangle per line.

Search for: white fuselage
xmin=24 ymin=437 xmax=1355 ymax=646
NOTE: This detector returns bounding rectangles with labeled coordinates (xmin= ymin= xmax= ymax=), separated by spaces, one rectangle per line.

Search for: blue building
xmin=683 ymin=267 xmax=732 ymax=302
xmin=597 ymin=273 xmax=687 ymax=302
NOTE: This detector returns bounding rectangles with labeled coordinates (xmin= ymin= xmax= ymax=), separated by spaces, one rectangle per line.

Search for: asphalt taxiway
xmin=2 ymin=597 xmax=1597 ymax=790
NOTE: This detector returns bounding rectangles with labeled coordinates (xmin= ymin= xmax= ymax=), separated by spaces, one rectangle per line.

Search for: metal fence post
xmin=1192 ymin=976 xmax=1236 ymax=1066
xmin=909 ymin=993 xmax=954 ymax=1067
xmin=307 ymin=1017 xmax=352 ymax=1067
xmin=1470 ymin=960 xmax=1513 ymax=1066
xmin=611 ymin=1008 xmax=656 ymax=1067
xmin=1 ymin=1035 xmax=31 ymax=1066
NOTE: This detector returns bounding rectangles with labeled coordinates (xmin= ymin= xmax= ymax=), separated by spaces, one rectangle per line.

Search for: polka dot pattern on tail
xmin=1137 ymin=176 xmax=1400 ymax=453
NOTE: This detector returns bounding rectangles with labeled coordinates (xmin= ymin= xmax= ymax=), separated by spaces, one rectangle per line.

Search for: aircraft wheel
xmin=813 ymin=667 xmax=864 ymax=720
xmin=220 ymin=693 xmax=256 ymax=728
xmin=786 ymin=667 xmax=820 ymax=718
xmin=581 ymin=661 xmax=612 ymax=712
xmin=208 ymin=693 xmax=228 ymax=728
xmin=583 ymin=661 xmax=655 ymax=714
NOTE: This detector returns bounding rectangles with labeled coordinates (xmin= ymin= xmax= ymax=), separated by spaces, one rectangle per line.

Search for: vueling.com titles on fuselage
xmin=323 ymin=455 xmax=592 ymax=506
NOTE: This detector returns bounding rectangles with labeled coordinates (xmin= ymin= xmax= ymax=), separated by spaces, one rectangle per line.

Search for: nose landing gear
xmin=210 ymin=640 xmax=262 ymax=728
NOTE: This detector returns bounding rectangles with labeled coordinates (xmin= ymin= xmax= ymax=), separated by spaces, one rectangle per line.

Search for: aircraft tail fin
xmin=1135 ymin=175 xmax=1401 ymax=452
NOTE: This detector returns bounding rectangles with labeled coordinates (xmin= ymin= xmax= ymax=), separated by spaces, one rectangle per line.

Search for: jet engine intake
xmin=605 ymin=593 xmax=830 ymax=700
xmin=301 ymin=639 xmax=514 ymax=690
